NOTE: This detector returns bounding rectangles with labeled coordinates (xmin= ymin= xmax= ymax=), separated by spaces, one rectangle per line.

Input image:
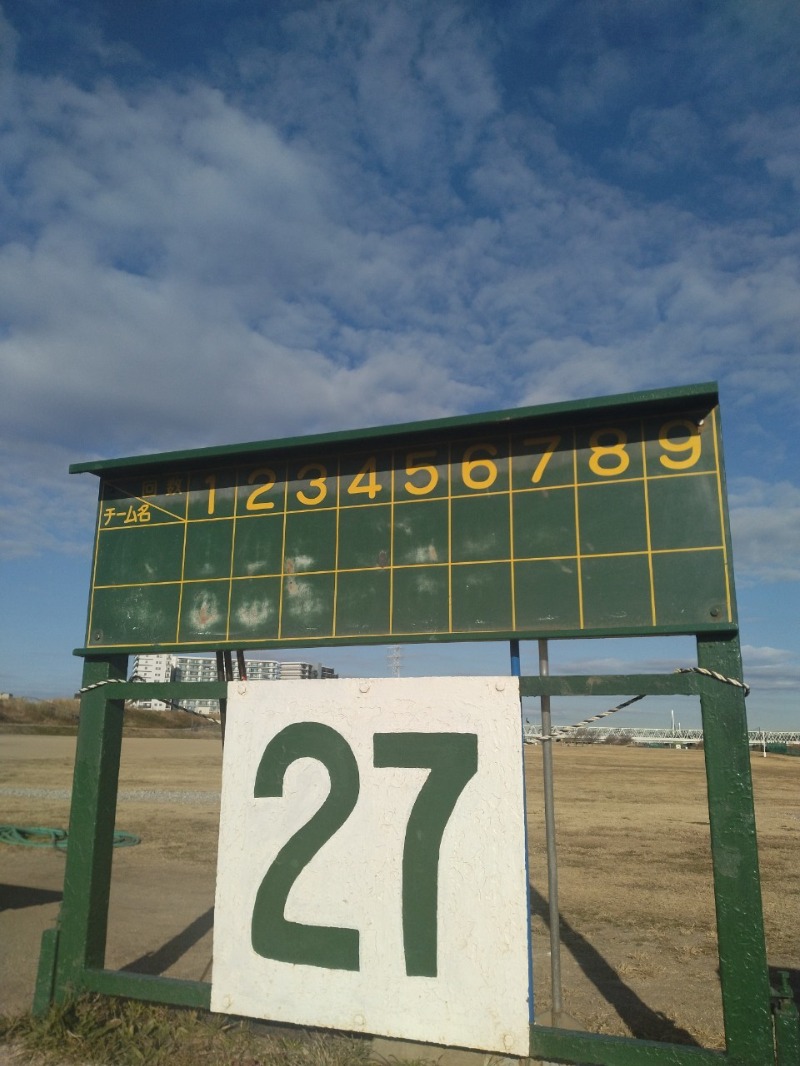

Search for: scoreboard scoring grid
xmin=79 ymin=393 xmax=734 ymax=652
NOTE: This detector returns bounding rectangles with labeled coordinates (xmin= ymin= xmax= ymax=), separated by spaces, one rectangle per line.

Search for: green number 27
xmin=250 ymin=723 xmax=478 ymax=977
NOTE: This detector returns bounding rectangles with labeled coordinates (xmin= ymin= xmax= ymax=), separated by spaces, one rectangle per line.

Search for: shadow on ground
xmin=121 ymin=907 xmax=214 ymax=976
xmin=0 ymin=883 xmax=62 ymax=911
xmin=530 ymin=884 xmax=699 ymax=1045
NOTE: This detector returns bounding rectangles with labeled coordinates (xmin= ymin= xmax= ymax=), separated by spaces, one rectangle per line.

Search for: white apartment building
xmin=131 ymin=654 xmax=337 ymax=714
xmin=131 ymin=652 xmax=176 ymax=709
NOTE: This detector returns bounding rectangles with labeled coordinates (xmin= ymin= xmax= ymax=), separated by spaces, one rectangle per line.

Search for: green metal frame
xmin=35 ymin=635 xmax=785 ymax=1064
xmin=34 ymin=382 xmax=797 ymax=1064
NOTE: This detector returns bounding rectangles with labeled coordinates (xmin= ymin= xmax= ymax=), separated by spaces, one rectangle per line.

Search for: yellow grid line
xmin=389 ymin=448 xmax=396 ymax=635
xmin=97 ymin=518 xmax=185 ymax=531
xmin=640 ymin=420 xmax=657 ymax=627
xmin=225 ymin=467 xmax=240 ymax=641
xmin=573 ymin=425 xmax=584 ymax=629
xmin=711 ymin=407 xmax=733 ymax=622
xmin=277 ymin=470 xmax=290 ymax=640
xmin=332 ymin=453 xmax=341 ymax=637
xmin=508 ymin=430 xmax=516 ymax=631
xmin=174 ymin=481 xmax=191 ymax=643
xmin=91 ymin=543 xmax=730 ymax=592
xmin=100 ymin=480 xmax=186 ymax=523
xmin=86 ymin=486 xmax=104 ymax=645
xmin=447 ymin=441 xmax=453 ymax=633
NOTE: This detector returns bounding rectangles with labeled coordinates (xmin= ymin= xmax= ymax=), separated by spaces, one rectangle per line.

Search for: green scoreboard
xmin=72 ymin=383 xmax=736 ymax=653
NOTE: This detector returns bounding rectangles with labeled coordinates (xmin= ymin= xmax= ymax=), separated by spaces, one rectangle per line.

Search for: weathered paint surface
xmin=78 ymin=385 xmax=734 ymax=653
xmin=211 ymin=676 xmax=531 ymax=1054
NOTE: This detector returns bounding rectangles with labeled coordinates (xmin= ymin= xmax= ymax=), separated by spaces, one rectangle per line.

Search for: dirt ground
xmin=1 ymin=734 xmax=798 ymax=1052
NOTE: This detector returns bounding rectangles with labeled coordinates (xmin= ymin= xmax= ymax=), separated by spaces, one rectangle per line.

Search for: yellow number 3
xmin=588 ymin=428 xmax=630 ymax=477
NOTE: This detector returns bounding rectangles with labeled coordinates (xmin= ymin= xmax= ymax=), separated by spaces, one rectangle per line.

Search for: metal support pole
xmin=510 ymin=638 xmax=521 ymax=678
xmin=216 ymin=651 xmax=228 ymax=743
xmin=47 ymin=653 xmax=128 ymax=1004
xmin=236 ymin=649 xmax=248 ymax=682
xmin=538 ymin=638 xmax=564 ymax=1020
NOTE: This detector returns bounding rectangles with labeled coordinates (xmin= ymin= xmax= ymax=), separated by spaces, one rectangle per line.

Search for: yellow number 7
xmin=522 ymin=435 xmax=561 ymax=484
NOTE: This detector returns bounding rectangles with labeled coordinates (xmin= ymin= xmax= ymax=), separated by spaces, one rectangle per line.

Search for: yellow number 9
xmin=659 ymin=420 xmax=701 ymax=470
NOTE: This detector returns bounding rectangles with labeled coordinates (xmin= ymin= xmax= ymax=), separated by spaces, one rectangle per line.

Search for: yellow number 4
xmin=348 ymin=457 xmax=382 ymax=500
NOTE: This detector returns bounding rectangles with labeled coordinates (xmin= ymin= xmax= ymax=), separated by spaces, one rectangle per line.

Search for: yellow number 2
xmin=246 ymin=468 xmax=277 ymax=510
xmin=588 ymin=428 xmax=630 ymax=477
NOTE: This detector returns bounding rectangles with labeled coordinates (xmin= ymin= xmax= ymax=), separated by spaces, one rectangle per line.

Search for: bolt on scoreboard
xmin=72 ymin=383 xmax=736 ymax=653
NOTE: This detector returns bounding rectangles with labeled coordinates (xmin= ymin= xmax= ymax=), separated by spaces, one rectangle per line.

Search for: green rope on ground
xmin=0 ymin=825 xmax=140 ymax=848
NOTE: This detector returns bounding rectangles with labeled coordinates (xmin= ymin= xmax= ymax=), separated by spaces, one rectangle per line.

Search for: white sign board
xmin=212 ymin=676 xmax=532 ymax=1055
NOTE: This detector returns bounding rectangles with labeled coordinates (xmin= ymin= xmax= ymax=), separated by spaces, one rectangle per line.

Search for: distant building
xmin=131 ymin=653 xmax=337 ymax=715
xmin=131 ymin=653 xmax=176 ymax=709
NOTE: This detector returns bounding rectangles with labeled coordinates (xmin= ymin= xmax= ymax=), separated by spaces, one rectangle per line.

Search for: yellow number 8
xmin=588 ymin=428 xmax=630 ymax=477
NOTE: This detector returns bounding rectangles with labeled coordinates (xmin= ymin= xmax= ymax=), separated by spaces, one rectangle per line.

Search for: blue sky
xmin=0 ymin=1 xmax=798 ymax=729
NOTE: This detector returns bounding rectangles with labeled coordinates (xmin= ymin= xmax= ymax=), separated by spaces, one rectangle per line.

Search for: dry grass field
xmin=526 ymin=744 xmax=799 ymax=1047
xmin=1 ymin=731 xmax=798 ymax=1053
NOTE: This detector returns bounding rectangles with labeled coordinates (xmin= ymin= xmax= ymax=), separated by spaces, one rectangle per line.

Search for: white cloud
xmin=0 ymin=440 xmax=97 ymax=558
xmin=730 ymin=108 xmax=800 ymax=196
xmin=740 ymin=645 xmax=800 ymax=691
xmin=1 ymin=0 xmax=799 ymax=570
xmin=728 ymin=478 xmax=800 ymax=583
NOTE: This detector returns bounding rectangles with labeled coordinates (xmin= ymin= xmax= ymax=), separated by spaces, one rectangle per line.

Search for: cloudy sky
xmin=1 ymin=1 xmax=798 ymax=729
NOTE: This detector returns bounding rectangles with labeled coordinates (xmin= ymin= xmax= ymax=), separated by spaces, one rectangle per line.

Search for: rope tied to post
xmin=77 ymin=673 xmax=220 ymax=723
xmin=528 ymin=694 xmax=646 ymax=743
xmin=77 ymin=676 xmax=139 ymax=693
xmin=673 ymin=666 xmax=750 ymax=697
xmin=528 ymin=665 xmax=750 ymax=742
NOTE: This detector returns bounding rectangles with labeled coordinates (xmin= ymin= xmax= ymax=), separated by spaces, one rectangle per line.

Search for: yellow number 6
xmin=462 ymin=444 xmax=498 ymax=491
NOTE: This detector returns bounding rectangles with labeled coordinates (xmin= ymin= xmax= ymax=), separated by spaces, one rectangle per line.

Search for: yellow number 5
xmin=404 ymin=451 xmax=439 ymax=496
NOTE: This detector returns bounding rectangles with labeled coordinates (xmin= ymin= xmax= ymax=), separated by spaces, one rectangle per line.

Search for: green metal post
xmin=773 ymin=972 xmax=800 ymax=1066
xmin=697 ymin=634 xmax=773 ymax=1064
xmin=49 ymin=653 xmax=128 ymax=1003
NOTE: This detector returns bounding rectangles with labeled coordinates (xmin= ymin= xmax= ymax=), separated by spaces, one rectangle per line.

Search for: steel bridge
xmin=522 ymin=725 xmax=800 ymax=745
